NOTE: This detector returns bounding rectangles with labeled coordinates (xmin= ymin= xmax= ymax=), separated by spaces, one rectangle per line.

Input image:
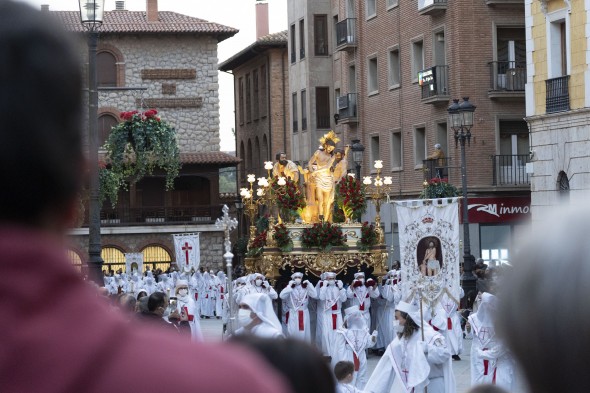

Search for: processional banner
xmin=394 ymin=198 xmax=461 ymax=307
xmin=173 ymin=233 xmax=200 ymax=272
xmin=125 ymin=253 xmax=144 ymax=274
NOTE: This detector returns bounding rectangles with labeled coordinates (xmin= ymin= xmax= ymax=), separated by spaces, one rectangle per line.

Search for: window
xmin=387 ymin=0 xmax=399 ymax=9
xmin=391 ymin=129 xmax=402 ymax=168
xmin=349 ymin=65 xmax=357 ymax=92
xmin=101 ymin=246 xmax=126 ymax=272
xmin=436 ymin=122 xmax=448 ymax=158
xmin=414 ymin=127 xmax=426 ymax=166
xmin=292 ymin=92 xmax=298 ymax=132
xmin=67 ymin=250 xmax=83 ymax=273
xmin=141 ymin=245 xmax=172 ymax=273
xmin=97 ymin=51 xmax=117 ymax=87
xmin=260 ymin=65 xmax=267 ymax=117
xmin=98 ymin=114 xmax=118 ymax=147
xmin=245 ymin=73 xmax=251 ymax=123
xmin=301 ymin=89 xmax=307 ymax=131
xmin=433 ymin=31 xmax=446 ymax=66
xmin=388 ymin=47 xmax=400 ymax=87
xmin=314 ymin=15 xmax=329 ymax=56
xmin=370 ymin=134 xmax=380 ymax=164
xmin=548 ymin=18 xmax=568 ymax=77
xmin=367 ymin=56 xmax=378 ymax=94
xmin=238 ymin=77 xmax=244 ymax=125
xmin=315 ymin=87 xmax=331 ymax=129
xmin=299 ymin=19 xmax=305 ymax=59
xmin=366 ymin=0 xmax=376 ymax=18
xmin=290 ymin=24 xmax=296 ymax=63
xmin=411 ymin=40 xmax=424 ymax=82
xmin=253 ymin=70 xmax=259 ymax=120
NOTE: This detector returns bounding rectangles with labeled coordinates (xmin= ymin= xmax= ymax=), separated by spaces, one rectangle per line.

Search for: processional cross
xmin=215 ymin=205 xmax=239 ymax=335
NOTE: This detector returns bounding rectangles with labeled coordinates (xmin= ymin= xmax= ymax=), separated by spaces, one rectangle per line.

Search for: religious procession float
xmin=239 ymin=130 xmax=464 ymax=312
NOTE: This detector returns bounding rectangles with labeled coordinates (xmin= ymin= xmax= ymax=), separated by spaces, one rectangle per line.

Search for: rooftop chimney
xmin=40 ymin=4 xmax=49 ymax=11
xmin=146 ymin=0 xmax=158 ymax=22
xmin=255 ymin=3 xmax=269 ymax=40
xmin=115 ymin=1 xmax=126 ymax=11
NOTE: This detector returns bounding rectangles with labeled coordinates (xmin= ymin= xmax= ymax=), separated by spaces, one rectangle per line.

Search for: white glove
xmin=371 ymin=330 xmax=378 ymax=337
xmin=337 ymin=280 xmax=343 ymax=289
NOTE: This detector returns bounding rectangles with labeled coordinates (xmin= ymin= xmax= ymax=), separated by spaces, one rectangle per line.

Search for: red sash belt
xmin=194 ymin=293 xmax=198 ymax=301
xmin=353 ymin=352 xmax=360 ymax=371
xmin=447 ymin=317 xmax=453 ymax=330
xmin=483 ymin=348 xmax=490 ymax=376
xmin=184 ymin=306 xmax=194 ymax=322
xmin=430 ymin=320 xmax=440 ymax=331
xmin=332 ymin=314 xmax=338 ymax=330
xmin=332 ymin=303 xmax=338 ymax=311
xmin=298 ymin=310 xmax=304 ymax=331
xmin=360 ymin=303 xmax=365 ymax=311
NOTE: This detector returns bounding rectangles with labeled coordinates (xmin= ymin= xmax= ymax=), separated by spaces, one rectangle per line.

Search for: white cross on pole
xmin=215 ymin=204 xmax=238 ymax=335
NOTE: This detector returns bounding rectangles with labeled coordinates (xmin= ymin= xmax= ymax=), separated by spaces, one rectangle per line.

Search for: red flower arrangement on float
xmin=301 ymin=222 xmax=347 ymax=251
xmin=336 ymin=175 xmax=367 ymax=222
xmin=271 ymin=176 xmax=306 ymax=223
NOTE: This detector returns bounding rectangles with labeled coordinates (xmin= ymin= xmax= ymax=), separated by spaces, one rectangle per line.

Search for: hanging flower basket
xmin=100 ymin=109 xmax=181 ymax=206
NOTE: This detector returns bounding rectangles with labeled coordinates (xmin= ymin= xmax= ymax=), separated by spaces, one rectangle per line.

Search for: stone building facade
xmin=524 ymin=0 xmax=590 ymax=221
xmin=50 ymin=1 xmax=240 ymax=273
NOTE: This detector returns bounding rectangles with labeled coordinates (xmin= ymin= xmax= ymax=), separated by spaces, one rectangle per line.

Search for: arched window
xmin=255 ymin=136 xmax=261 ymax=175
xmin=98 ymin=113 xmax=119 ymax=147
xmin=247 ymin=139 xmax=253 ymax=172
xmin=557 ymin=171 xmax=570 ymax=202
xmin=97 ymin=51 xmax=117 ymax=87
xmin=101 ymin=246 xmax=126 ymax=273
xmin=67 ymin=249 xmax=83 ymax=273
xmin=142 ymin=245 xmax=172 ymax=273
xmin=240 ymin=141 xmax=246 ymax=185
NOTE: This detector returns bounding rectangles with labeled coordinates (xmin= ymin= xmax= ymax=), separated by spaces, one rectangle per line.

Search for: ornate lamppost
xmin=215 ymin=205 xmax=238 ymax=334
xmin=351 ymin=139 xmax=365 ymax=179
xmin=363 ymin=160 xmax=393 ymax=244
xmin=448 ymin=97 xmax=477 ymax=296
xmin=79 ymin=0 xmax=105 ymax=283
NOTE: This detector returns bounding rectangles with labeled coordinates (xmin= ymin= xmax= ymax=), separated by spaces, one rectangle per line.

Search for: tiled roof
xmin=219 ymin=30 xmax=288 ymax=71
xmin=181 ymin=152 xmax=241 ymax=166
xmin=51 ymin=11 xmax=238 ymax=41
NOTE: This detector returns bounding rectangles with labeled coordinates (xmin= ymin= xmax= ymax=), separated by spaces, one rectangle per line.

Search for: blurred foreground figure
xmin=0 ymin=2 xmax=290 ymax=393
xmin=497 ymin=204 xmax=590 ymax=393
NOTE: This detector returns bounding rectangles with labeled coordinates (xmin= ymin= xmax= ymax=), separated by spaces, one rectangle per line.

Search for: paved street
xmin=199 ymin=318 xmax=526 ymax=393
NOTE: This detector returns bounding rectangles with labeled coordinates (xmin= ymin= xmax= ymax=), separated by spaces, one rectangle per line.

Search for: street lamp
xmin=351 ymin=139 xmax=365 ymax=179
xmin=448 ymin=97 xmax=477 ymax=296
xmin=79 ymin=0 xmax=105 ymax=284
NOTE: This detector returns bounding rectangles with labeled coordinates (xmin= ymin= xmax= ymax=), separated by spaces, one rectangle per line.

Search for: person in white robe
xmin=174 ymin=279 xmax=203 ymax=341
xmin=317 ymin=272 xmax=347 ymax=356
xmin=365 ymin=301 xmax=455 ymax=393
xmin=235 ymin=293 xmax=284 ymax=338
xmin=440 ymin=285 xmax=464 ymax=360
xmin=243 ymin=273 xmax=279 ymax=300
xmin=333 ymin=306 xmax=378 ymax=389
xmin=142 ymin=275 xmax=158 ymax=295
xmin=346 ymin=272 xmax=380 ymax=329
xmin=314 ymin=272 xmax=326 ymax=350
xmin=279 ymin=272 xmax=317 ymax=342
xmin=114 ymin=273 xmax=128 ymax=294
xmin=468 ymin=292 xmax=515 ymax=391
xmin=189 ymin=271 xmax=203 ymax=317
xmin=200 ymin=272 xmax=216 ymax=318
xmin=378 ymin=270 xmax=402 ymax=351
xmin=104 ymin=276 xmax=118 ymax=296
xmin=216 ymin=271 xmax=228 ymax=319
xmin=157 ymin=274 xmax=173 ymax=297
xmin=128 ymin=272 xmax=144 ymax=298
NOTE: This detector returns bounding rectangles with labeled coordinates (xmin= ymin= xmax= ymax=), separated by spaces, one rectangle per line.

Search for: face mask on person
xmin=327 ymin=279 xmax=335 ymax=286
xmin=178 ymin=288 xmax=188 ymax=296
xmin=255 ymin=279 xmax=263 ymax=287
xmin=394 ymin=321 xmax=404 ymax=334
xmin=294 ymin=278 xmax=302 ymax=285
xmin=238 ymin=309 xmax=253 ymax=327
xmin=358 ymin=278 xmax=365 ymax=284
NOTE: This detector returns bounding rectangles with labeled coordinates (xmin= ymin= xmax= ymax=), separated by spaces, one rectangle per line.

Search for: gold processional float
xmin=239 ymin=131 xmax=393 ymax=281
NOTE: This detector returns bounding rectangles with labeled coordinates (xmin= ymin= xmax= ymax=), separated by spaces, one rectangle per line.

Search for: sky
xmin=18 ymin=0 xmax=288 ymax=152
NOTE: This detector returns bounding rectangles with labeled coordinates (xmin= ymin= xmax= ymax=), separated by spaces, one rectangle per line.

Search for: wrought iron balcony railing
xmin=337 ymin=93 xmax=357 ymax=122
xmin=420 ymin=65 xmax=450 ymax=103
xmin=489 ymin=61 xmax=526 ymax=91
xmin=492 ymin=154 xmax=530 ymax=186
xmin=336 ymin=18 xmax=357 ymax=51
xmin=546 ymin=75 xmax=570 ymax=113
xmin=82 ymin=205 xmax=225 ymax=227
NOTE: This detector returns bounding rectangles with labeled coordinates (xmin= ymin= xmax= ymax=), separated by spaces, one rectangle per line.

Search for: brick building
xmin=219 ymin=28 xmax=290 ymax=184
xmin=286 ymin=0 xmax=531 ymax=264
xmin=50 ymin=1 xmax=240 ymax=273
xmin=525 ymin=0 xmax=590 ymax=220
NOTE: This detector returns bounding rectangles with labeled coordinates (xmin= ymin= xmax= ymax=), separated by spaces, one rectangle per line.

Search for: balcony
xmin=83 ymin=205 xmax=224 ymax=227
xmin=337 ymin=93 xmax=358 ymax=124
xmin=488 ymin=61 xmax=526 ymax=100
xmin=336 ymin=18 xmax=357 ymax=51
xmin=546 ymin=75 xmax=570 ymax=113
xmin=423 ymin=158 xmax=452 ymax=180
xmin=492 ymin=154 xmax=530 ymax=186
xmin=418 ymin=0 xmax=447 ymax=16
xmin=419 ymin=65 xmax=450 ymax=104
